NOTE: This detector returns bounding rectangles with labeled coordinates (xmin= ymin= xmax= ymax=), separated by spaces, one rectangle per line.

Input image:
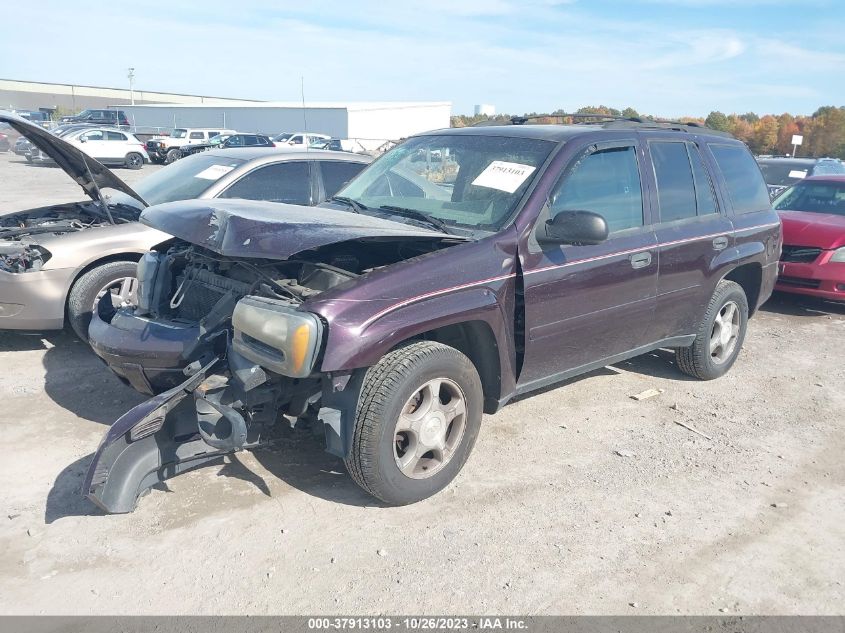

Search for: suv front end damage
xmin=84 ymin=275 xmax=365 ymax=513
xmin=85 ymin=199 xmax=463 ymax=512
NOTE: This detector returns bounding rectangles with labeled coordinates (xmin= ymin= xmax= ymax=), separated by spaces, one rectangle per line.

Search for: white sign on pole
xmin=791 ymin=134 xmax=804 ymax=146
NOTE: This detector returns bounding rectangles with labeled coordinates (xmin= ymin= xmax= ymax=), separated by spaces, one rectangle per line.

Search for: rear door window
xmin=106 ymin=131 xmax=127 ymax=141
xmin=709 ymin=144 xmax=771 ymax=214
xmin=550 ymin=144 xmax=644 ymax=232
xmin=220 ymin=161 xmax=313 ymax=205
xmin=650 ymin=142 xmax=697 ymax=222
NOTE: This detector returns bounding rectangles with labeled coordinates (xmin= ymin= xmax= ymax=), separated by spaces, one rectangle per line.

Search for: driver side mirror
xmin=537 ymin=209 xmax=609 ymax=245
xmin=79 ymin=137 xmax=87 ymax=143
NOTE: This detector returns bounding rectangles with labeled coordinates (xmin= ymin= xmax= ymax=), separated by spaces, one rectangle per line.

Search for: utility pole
xmin=127 ymin=68 xmax=136 ymax=105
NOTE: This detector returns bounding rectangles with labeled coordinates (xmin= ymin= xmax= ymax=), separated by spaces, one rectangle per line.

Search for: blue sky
xmin=4 ymin=0 xmax=844 ymax=117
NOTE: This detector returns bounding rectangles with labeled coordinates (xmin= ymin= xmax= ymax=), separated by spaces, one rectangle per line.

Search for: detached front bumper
xmin=0 ymin=267 xmax=73 ymax=330
xmin=84 ymin=359 xmax=226 ymax=513
xmin=776 ymin=258 xmax=845 ymax=301
xmin=85 ymin=349 xmax=282 ymax=513
xmin=88 ymin=304 xmax=215 ymax=395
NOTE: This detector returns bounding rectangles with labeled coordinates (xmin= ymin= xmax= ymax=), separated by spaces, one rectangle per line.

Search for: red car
xmin=773 ymin=175 xmax=845 ymax=300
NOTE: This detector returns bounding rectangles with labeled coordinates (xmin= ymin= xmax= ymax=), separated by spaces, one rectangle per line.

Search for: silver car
xmin=0 ymin=112 xmax=372 ymax=339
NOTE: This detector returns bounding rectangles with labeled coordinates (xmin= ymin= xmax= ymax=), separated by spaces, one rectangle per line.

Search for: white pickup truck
xmin=145 ymin=128 xmax=236 ymax=164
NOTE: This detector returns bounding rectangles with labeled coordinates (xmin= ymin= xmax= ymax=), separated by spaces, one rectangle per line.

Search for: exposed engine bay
xmin=0 ymin=201 xmax=139 ymax=273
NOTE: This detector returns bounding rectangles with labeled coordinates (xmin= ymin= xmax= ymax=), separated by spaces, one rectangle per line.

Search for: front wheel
xmin=345 ymin=341 xmax=483 ymax=505
xmin=675 ymin=279 xmax=748 ymax=380
xmin=165 ymin=148 xmax=181 ymax=164
xmin=67 ymin=261 xmax=139 ymax=341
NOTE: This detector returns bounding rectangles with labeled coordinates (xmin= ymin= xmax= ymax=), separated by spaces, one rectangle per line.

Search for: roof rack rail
xmin=470 ymin=113 xmax=733 ymax=137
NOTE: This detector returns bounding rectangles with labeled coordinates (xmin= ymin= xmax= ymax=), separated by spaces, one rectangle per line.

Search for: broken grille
xmin=781 ymin=245 xmax=822 ymax=263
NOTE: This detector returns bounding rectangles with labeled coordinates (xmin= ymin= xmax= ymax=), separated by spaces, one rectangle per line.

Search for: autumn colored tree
xmin=449 ymin=105 xmax=845 ymax=158
xmin=749 ymin=115 xmax=779 ymax=154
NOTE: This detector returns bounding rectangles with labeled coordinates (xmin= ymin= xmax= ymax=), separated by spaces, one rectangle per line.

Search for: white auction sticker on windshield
xmin=472 ymin=161 xmax=536 ymax=193
xmin=195 ymin=164 xmax=236 ymax=180
xmin=788 ymin=169 xmax=808 ymax=179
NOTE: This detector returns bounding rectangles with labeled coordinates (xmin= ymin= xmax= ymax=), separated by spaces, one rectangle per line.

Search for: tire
xmin=67 ymin=261 xmax=138 ymax=341
xmin=165 ymin=148 xmax=181 ymax=164
xmin=124 ymin=152 xmax=144 ymax=170
xmin=675 ymin=280 xmax=748 ymax=380
xmin=345 ymin=341 xmax=483 ymax=505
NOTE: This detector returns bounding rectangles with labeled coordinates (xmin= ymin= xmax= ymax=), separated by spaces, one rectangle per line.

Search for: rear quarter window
xmin=709 ymin=144 xmax=771 ymax=214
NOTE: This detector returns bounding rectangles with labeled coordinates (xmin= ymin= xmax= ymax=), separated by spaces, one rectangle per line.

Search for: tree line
xmin=450 ymin=105 xmax=845 ymax=159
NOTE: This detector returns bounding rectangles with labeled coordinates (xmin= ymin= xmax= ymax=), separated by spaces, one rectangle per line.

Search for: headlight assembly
xmin=829 ymin=247 xmax=845 ymax=263
xmin=232 ymin=296 xmax=323 ymax=378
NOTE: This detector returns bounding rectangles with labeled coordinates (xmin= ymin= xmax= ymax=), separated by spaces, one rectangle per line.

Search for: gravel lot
xmin=0 ymin=152 xmax=843 ymax=615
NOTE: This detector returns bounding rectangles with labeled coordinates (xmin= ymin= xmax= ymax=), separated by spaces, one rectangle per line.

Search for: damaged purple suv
xmin=85 ymin=120 xmax=781 ymax=513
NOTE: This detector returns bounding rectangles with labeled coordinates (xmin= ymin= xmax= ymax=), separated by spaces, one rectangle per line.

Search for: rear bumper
xmin=0 ymin=267 xmax=73 ymax=330
xmin=776 ymin=258 xmax=845 ymax=301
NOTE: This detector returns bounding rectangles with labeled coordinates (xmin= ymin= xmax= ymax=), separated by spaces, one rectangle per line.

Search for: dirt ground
xmin=0 ymin=152 xmax=843 ymax=615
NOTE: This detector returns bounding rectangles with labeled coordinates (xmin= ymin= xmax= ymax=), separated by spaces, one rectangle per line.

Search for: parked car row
xmin=2 ymin=111 xmax=841 ymax=518
xmin=756 ymin=156 xmax=845 ymax=198
xmin=180 ymin=132 xmax=274 ymax=157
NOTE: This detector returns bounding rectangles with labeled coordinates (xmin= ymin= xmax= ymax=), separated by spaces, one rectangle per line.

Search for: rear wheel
xmin=345 ymin=341 xmax=483 ymax=505
xmin=165 ymin=148 xmax=181 ymax=164
xmin=124 ymin=152 xmax=144 ymax=169
xmin=67 ymin=261 xmax=138 ymax=341
xmin=675 ymin=280 xmax=748 ymax=380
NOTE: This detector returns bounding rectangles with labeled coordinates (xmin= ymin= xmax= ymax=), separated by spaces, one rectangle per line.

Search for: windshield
xmin=773 ymin=181 xmax=845 ymax=216
xmin=171 ymin=129 xmax=188 ymax=139
xmin=758 ymin=161 xmax=811 ymax=186
xmin=272 ymin=133 xmax=293 ymax=142
xmin=132 ymin=154 xmax=246 ymax=206
xmin=337 ymin=134 xmax=556 ymax=233
xmin=209 ymin=134 xmax=232 ymax=145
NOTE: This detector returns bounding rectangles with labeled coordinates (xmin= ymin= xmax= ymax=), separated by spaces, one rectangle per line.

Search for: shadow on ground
xmin=44 ymin=453 xmax=103 ymax=524
xmin=40 ymin=332 xmax=146 ymax=424
xmin=762 ymin=291 xmax=845 ymax=318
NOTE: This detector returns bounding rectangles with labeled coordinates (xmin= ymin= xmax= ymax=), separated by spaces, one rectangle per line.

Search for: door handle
xmin=712 ymin=236 xmax=729 ymax=251
xmin=629 ymin=252 xmax=652 ymax=269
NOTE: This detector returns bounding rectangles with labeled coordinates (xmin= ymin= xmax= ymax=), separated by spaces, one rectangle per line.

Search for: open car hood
xmin=141 ymin=199 xmax=462 ymax=260
xmin=0 ymin=111 xmax=147 ymax=207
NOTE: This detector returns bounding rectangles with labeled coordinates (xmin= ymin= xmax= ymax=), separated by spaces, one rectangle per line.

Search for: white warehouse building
xmin=120 ymin=101 xmax=452 ymax=149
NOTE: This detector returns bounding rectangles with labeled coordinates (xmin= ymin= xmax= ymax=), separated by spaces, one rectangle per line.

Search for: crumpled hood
xmin=140 ymin=198 xmax=460 ymax=259
xmin=0 ymin=111 xmax=146 ymax=206
xmin=778 ymin=210 xmax=845 ymax=249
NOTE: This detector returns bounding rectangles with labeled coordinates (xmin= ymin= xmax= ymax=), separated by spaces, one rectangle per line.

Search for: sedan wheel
xmin=66 ymin=261 xmax=139 ymax=342
xmin=95 ymin=276 xmax=138 ymax=311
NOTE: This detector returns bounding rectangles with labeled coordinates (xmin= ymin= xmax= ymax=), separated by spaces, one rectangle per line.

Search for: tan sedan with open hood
xmin=0 ymin=112 xmax=371 ymax=339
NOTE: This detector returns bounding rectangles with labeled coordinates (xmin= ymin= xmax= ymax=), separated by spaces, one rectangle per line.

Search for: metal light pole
xmin=127 ymin=68 xmax=136 ymax=105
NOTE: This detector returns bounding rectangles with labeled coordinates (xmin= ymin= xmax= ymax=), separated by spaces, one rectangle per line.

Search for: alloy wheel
xmin=709 ymin=300 xmax=740 ymax=364
xmin=393 ymin=377 xmax=468 ymax=479
xmin=95 ymin=276 xmax=138 ymax=311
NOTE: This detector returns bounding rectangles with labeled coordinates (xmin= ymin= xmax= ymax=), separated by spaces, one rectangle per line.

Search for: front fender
xmin=318 ymin=276 xmax=516 ymax=391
